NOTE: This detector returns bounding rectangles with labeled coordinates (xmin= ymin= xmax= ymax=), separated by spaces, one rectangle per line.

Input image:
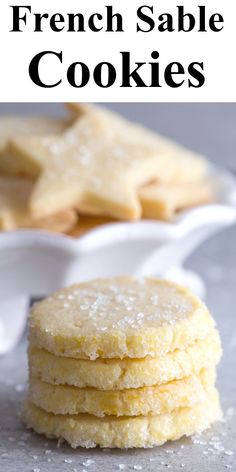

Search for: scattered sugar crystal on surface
xmin=82 ymin=459 xmax=95 ymax=466
xmin=49 ymin=142 xmax=62 ymax=155
xmin=41 ymin=280 xmax=194 ymax=332
xmin=32 ymin=455 xmax=38 ymax=460
xmin=80 ymin=155 xmax=91 ymax=167
xmin=118 ymin=465 xmax=126 ymax=470
xmin=45 ymin=449 xmax=52 ymax=454
xmin=15 ymin=383 xmax=24 ymax=392
xmin=89 ymin=353 xmax=98 ymax=360
xmin=213 ymin=443 xmax=224 ymax=452
xmin=80 ymin=304 xmax=90 ymax=311
xmin=32 ymin=469 xmax=40 ymax=472
xmin=8 ymin=436 xmax=15 ymax=442
xmin=64 ymin=458 xmax=73 ymax=463
xmin=63 ymin=303 xmax=70 ymax=309
xmin=225 ymin=451 xmax=234 ymax=456
xmin=133 ymin=466 xmax=142 ymax=470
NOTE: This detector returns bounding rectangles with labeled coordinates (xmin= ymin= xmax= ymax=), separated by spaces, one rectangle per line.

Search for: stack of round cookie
xmin=23 ymin=277 xmax=222 ymax=448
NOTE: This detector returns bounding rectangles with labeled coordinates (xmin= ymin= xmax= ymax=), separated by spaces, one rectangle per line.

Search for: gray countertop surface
xmin=0 ymin=104 xmax=236 ymax=471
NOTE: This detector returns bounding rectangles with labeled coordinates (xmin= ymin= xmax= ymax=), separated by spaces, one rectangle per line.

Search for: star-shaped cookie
xmin=0 ymin=176 xmax=77 ymax=232
xmin=9 ymin=106 xmax=208 ymax=220
xmin=139 ymin=179 xmax=214 ymax=220
xmin=0 ymin=115 xmax=71 ymax=177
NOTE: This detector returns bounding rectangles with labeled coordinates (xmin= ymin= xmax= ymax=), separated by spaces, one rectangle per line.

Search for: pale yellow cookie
xmin=70 ymin=179 xmax=213 ymax=233
xmin=29 ymin=209 xmax=77 ymax=234
xmin=28 ymin=331 xmax=221 ymax=389
xmin=0 ymin=116 xmax=71 ymax=177
xmin=29 ymin=277 xmax=216 ymax=360
xmin=22 ymin=389 xmax=222 ymax=448
xmin=0 ymin=176 xmax=77 ymax=232
xmin=28 ymin=368 xmax=215 ymax=417
xmin=10 ymin=106 xmax=207 ymax=220
xmin=66 ymin=103 xmax=93 ymax=118
xmin=67 ymin=103 xmax=208 ymax=184
xmin=4 ymin=142 xmax=47 ymax=179
xmin=139 ymin=180 xmax=214 ymax=221
xmin=69 ymin=214 xmax=114 ymax=237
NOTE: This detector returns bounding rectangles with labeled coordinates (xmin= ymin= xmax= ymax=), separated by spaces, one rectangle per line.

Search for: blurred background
xmin=0 ymin=103 xmax=235 ymax=170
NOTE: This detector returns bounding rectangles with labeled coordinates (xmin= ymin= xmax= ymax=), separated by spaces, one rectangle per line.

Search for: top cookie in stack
xmin=28 ymin=277 xmax=216 ymax=359
xmin=23 ymin=277 xmax=222 ymax=448
xmin=0 ymin=105 xmax=213 ymax=233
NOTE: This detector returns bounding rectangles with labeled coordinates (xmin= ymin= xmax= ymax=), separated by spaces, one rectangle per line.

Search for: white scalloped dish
xmin=0 ymin=164 xmax=235 ymax=354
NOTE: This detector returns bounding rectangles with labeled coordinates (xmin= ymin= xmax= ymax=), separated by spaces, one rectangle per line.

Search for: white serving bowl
xmin=0 ymin=164 xmax=236 ymax=354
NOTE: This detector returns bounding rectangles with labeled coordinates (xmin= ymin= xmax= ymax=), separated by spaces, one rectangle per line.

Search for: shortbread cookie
xmin=66 ymin=103 xmax=93 ymax=118
xmin=29 ymin=277 xmax=216 ymax=360
xmin=69 ymin=215 xmax=114 ymax=237
xmin=139 ymin=180 xmax=214 ymax=221
xmin=28 ymin=369 xmax=215 ymax=417
xmin=0 ymin=176 xmax=77 ymax=232
xmin=29 ymin=209 xmax=77 ymax=233
xmin=10 ymin=106 xmax=207 ymax=220
xmin=22 ymin=389 xmax=222 ymax=448
xmin=67 ymin=103 xmax=208 ymax=184
xmin=28 ymin=331 xmax=221 ymax=389
xmin=0 ymin=116 xmax=71 ymax=177
xmin=3 ymin=142 xmax=48 ymax=179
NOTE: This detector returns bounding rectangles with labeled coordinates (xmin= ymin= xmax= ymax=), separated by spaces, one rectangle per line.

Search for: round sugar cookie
xmin=29 ymin=277 xmax=215 ymax=359
xmin=28 ymin=330 xmax=221 ymax=390
xmin=22 ymin=389 xmax=222 ymax=449
xmin=28 ymin=369 xmax=215 ymax=417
